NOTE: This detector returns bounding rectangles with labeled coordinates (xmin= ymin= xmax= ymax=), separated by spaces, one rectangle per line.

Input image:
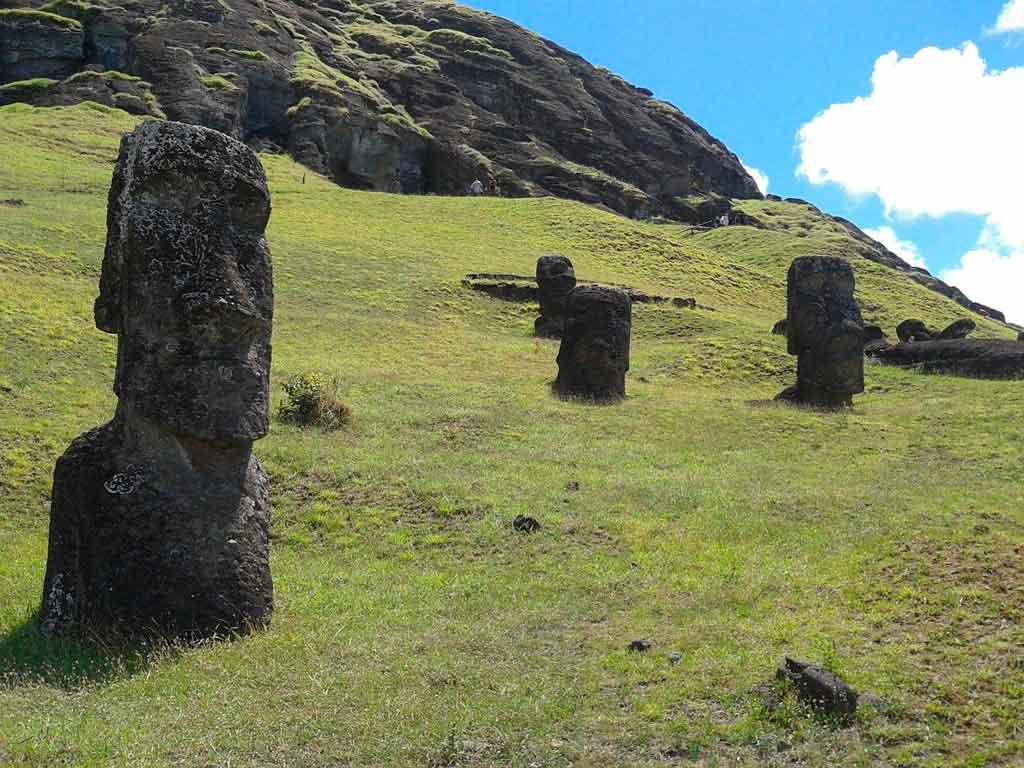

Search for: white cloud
xmin=941 ymin=248 xmax=1024 ymax=324
xmin=741 ymin=162 xmax=769 ymax=195
xmin=797 ymin=42 xmax=1024 ymax=322
xmin=991 ymin=0 xmax=1024 ymax=33
xmin=864 ymin=226 xmax=928 ymax=270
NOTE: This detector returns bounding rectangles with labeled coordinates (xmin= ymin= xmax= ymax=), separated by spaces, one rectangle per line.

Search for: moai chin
xmin=41 ymin=121 xmax=275 ymax=638
xmin=777 ymin=256 xmax=864 ymax=409
xmin=534 ymin=254 xmax=577 ymax=338
xmin=555 ymin=286 xmax=631 ymax=401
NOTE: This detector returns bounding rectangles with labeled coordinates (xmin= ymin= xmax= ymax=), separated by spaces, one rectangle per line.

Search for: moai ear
xmin=94 ymin=134 xmax=133 ymax=335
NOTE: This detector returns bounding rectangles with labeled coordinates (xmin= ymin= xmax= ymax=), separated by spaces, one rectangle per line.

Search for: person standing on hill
xmin=469 ymin=179 xmax=485 ymax=196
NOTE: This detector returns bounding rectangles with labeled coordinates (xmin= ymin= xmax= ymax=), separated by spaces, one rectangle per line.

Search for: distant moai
xmin=555 ymin=286 xmax=631 ymax=401
xmin=41 ymin=121 xmax=275 ymax=638
xmin=534 ymin=254 xmax=577 ymax=338
xmin=777 ymin=256 xmax=864 ymax=409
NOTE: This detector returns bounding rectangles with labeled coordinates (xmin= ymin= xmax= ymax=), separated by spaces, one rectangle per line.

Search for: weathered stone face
xmin=534 ymin=254 xmax=576 ymax=338
xmin=42 ymin=121 xmax=275 ymax=639
xmin=780 ymin=256 xmax=864 ymax=408
xmin=95 ymin=121 xmax=273 ymax=443
xmin=555 ymin=286 xmax=631 ymax=401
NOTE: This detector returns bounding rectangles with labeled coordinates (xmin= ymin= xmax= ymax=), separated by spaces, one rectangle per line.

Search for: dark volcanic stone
xmin=777 ymin=256 xmax=864 ymax=409
xmin=534 ymin=254 xmax=576 ymax=338
xmin=41 ymin=121 xmax=274 ymax=639
xmin=937 ymin=318 xmax=976 ymax=340
xmin=0 ymin=10 xmax=83 ymax=82
xmin=1019 ymin=332 xmax=1024 ymax=342
xmin=777 ymin=658 xmax=858 ymax=717
xmin=771 ymin=318 xmax=788 ymax=336
xmin=896 ymin=319 xmax=936 ymax=343
xmin=555 ymin=286 xmax=631 ymax=402
xmin=873 ymin=339 xmax=1024 ymax=379
xmin=863 ymin=324 xmax=885 ymax=343
xmin=628 ymin=640 xmax=652 ymax=653
xmin=513 ymin=515 xmax=540 ymax=533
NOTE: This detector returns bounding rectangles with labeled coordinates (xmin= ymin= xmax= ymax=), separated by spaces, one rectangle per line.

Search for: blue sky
xmin=463 ymin=1 xmax=1024 ymax=322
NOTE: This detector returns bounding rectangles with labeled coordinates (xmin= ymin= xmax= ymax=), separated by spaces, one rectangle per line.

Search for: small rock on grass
xmin=776 ymin=657 xmax=858 ymax=717
xmin=513 ymin=515 xmax=541 ymax=533
xmin=627 ymin=639 xmax=651 ymax=653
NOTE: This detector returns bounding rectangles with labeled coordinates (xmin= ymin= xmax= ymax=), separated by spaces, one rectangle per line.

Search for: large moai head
xmin=555 ymin=286 xmax=631 ymax=401
xmin=534 ymin=254 xmax=577 ymax=338
xmin=783 ymin=256 xmax=864 ymax=408
xmin=94 ymin=121 xmax=273 ymax=443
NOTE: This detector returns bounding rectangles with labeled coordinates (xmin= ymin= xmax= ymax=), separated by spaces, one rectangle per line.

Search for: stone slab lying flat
xmin=462 ymin=273 xmax=699 ymax=309
xmin=872 ymin=339 xmax=1024 ymax=379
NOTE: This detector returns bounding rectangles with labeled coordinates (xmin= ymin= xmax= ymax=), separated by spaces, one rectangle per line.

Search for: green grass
xmin=0 ymin=7 xmax=82 ymax=29
xmin=0 ymin=104 xmax=1021 ymax=767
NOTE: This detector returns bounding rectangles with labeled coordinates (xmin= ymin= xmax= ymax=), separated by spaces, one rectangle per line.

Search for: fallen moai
xmin=872 ymin=339 xmax=1024 ymax=379
xmin=41 ymin=121 xmax=275 ymax=638
xmin=555 ymin=286 xmax=631 ymax=401
xmin=534 ymin=254 xmax=577 ymax=338
xmin=777 ymin=256 xmax=864 ymax=409
xmin=897 ymin=319 xmax=935 ymax=343
xmin=462 ymin=272 xmax=698 ymax=309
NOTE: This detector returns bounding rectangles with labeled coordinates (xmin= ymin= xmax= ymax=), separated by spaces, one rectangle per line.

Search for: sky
xmin=462 ymin=0 xmax=1024 ymax=323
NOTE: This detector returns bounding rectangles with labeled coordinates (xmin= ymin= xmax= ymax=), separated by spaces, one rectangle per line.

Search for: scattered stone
xmin=668 ymin=652 xmax=683 ymax=665
xmin=555 ymin=286 xmax=631 ymax=402
xmin=41 ymin=121 xmax=275 ymax=639
xmin=776 ymin=657 xmax=858 ymax=717
xmin=566 ymin=480 xmax=580 ymax=491
xmin=937 ymin=318 xmax=976 ymax=340
xmin=0 ymin=198 xmax=25 ymax=207
xmin=534 ymin=254 xmax=576 ymax=338
xmin=873 ymin=339 xmax=1024 ymax=379
xmin=776 ymin=256 xmax=864 ymax=409
xmin=513 ymin=515 xmax=541 ymax=533
xmin=771 ymin=318 xmax=788 ymax=336
xmin=628 ymin=640 xmax=652 ymax=653
xmin=863 ymin=325 xmax=885 ymax=343
xmin=896 ymin=319 xmax=936 ymax=343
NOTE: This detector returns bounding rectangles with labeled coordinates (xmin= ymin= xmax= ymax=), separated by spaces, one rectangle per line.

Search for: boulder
xmin=937 ymin=318 xmax=976 ymax=340
xmin=41 ymin=121 xmax=274 ymax=639
xmin=872 ymin=339 xmax=1024 ymax=379
xmin=863 ymin=324 xmax=885 ymax=343
xmin=771 ymin=318 xmax=787 ymax=336
xmin=534 ymin=255 xmax=576 ymax=338
xmin=777 ymin=658 xmax=858 ymax=717
xmin=776 ymin=256 xmax=864 ymax=409
xmin=896 ymin=319 xmax=936 ymax=343
xmin=555 ymin=286 xmax=631 ymax=402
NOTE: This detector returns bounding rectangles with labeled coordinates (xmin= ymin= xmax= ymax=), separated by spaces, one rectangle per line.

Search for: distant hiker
xmin=469 ymin=179 xmax=485 ymax=196
xmin=718 ymin=213 xmax=730 ymax=227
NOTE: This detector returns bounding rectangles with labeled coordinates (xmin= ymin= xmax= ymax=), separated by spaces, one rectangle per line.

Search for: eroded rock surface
xmin=873 ymin=339 xmax=1024 ymax=379
xmin=555 ymin=286 xmax=631 ymax=401
xmin=42 ymin=121 xmax=274 ymax=638
xmin=897 ymin=319 xmax=936 ymax=344
xmin=938 ymin=318 xmax=976 ymax=340
xmin=534 ymin=254 xmax=576 ymax=338
xmin=0 ymin=10 xmax=83 ymax=82
xmin=777 ymin=256 xmax=864 ymax=409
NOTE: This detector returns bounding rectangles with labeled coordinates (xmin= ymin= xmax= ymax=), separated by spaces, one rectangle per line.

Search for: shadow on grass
xmin=0 ymin=609 xmax=168 ymax=690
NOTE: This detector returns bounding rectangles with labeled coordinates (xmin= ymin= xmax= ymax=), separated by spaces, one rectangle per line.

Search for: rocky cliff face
xmin=0 ymin=0 xmax=760 ymax=218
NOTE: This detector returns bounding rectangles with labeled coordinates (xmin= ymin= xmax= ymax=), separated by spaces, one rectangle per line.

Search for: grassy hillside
xmin=0 ymin=104 xmax=1021 ymax=768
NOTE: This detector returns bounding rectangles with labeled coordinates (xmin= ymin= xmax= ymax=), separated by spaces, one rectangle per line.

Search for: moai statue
xmin=41 ymin=121 xmax=274 ymax=638
xmin=534 ymin=254 xmax=577 ymax=338
xmin=555 ymin=286 xmax=631 ymax=401
xmin=777 ymin=256 xmax=864 ymax=409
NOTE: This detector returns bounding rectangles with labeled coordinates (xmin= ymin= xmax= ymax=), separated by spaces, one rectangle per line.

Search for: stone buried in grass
xmin=777 ymin=256 xmax=864 ymax=409
xmin=555 ymin=286 xmax=631 ymax=401
xmin=777 ymin=657 xmax=858 ymax=717
xmin=534 ymin=254 xmax=576 ymax=338
xmin=41 ymin=121 xmax=274 ymax=639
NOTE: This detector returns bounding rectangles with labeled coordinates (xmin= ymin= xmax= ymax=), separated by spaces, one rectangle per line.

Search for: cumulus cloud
xmin=991 ymin=0 xmax=1024 ymax=33
xmin=941 ymin=248 xmax=1024 ymax=324
xmin=864 ymin=226 xmax=928 ymax=270
xmin=741 ymin=162 xmax=769 ymax=195
xmin=797 ymin=42 xmax=1024 ymax=321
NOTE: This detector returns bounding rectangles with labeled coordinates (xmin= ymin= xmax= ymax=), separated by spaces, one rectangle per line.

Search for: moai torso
xmin=555 ymin=286 xmax=631 ymax=401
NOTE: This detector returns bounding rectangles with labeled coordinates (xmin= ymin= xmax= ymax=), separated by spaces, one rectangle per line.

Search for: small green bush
xmin=278 ymin=373 xmax=351 ymax=430
xmin=0 ymin=8 xmax=82 ymax=29
xmin=0 ymin=78 xmax=57 ymax=93
xmin=229 ymin=48 xmax=270 ymax=61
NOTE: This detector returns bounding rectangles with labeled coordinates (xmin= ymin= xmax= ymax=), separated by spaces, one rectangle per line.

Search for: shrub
xmin=278 ymin=373 xmax=351 ymax=430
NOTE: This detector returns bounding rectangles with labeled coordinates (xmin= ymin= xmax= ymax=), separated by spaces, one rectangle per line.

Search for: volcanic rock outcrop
xmin=555 ymin=286 xmax=631 ymax=401
xmin=534 ymin=254 xmax=576 ymax=338
xmin=41 ymin=121 xmax=274 ymax=638
xmin=777 ymin=256 xmax=864 ymax=409
xmin=0 ymin=0 xmax=760 ymax=218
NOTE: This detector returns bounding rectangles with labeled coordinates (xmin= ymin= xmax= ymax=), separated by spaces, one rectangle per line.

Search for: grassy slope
xmin=0 ymin=104 xmax=1021 ymax=768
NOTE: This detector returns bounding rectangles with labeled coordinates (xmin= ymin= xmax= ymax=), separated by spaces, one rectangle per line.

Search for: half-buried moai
xmin=555 ymin=286 xmax=631 ymax=401
xmin=777 ymin=256 xmax=864 ymax=409
xmin=534 ymin=254 xmax=577 ymax=338
xmin=41 ymin=121 xmax=275 ymax=638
